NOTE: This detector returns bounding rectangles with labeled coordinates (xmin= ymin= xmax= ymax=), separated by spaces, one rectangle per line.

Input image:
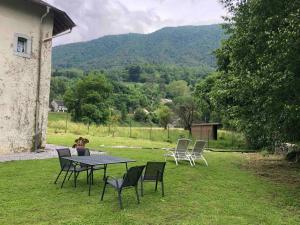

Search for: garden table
xmin=62 ymin=155 xmax=135 ymax=195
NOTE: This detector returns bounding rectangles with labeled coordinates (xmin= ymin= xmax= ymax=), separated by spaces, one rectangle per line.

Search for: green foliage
xmin=195 ymin=73 xmax=222 ymax=123
xmin=52 ymin=25 xmax=225 ymax=70
xmin=64 ymin=72 xmax=112 ymax=124
xmin=166 ymin=80 xmax=190 ymax=98
xmin=214 ymin=0 xmax=300 ymax=149
xmin=157 ymin=105 xmax=173 ymax=129
xmin=174 ymin=95 xmax=198 ymax=133
xmin=133 ymin=108 xmax=149 ymax=122
xmin=50 ymin=77 xmax=69 ymax=102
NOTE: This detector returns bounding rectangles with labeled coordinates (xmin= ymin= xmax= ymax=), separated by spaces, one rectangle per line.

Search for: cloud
xmin=45 ymin=0 xmax=225 ymax=46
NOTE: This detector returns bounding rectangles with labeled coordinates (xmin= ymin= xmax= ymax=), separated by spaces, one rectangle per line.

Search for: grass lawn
xmin=0 ymin=143 xmax=300 ymax=224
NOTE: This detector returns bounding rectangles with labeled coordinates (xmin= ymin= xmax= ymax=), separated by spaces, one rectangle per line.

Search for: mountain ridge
xmin=52 ymin=24 xmax=225 ymax=70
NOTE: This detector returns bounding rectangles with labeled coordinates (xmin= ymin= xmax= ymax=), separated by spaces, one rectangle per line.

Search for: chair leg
xmin=141 ymin=179 xmax=144 ymax=197
xmin=61 ymin=170 xmax=69 ymax=188
xmin=74 ymin=171 xmax=77 ymax=188
xmin=86 ymin=170 xmax=89 ymax=184
xmin=68 ymin=171 xmax=73 ymax=180
xmin=201 ymin=155 xmax=208 ymax=166
xmin=54 ymin=169 xmax=63 ymax=184
xmin=174 ymin=156 xmax=178 ymax=165
xmin=155 ymin=179 xmax=158 ymax=191
xmin=161 ymin=180 xmax=165 ymax=197
xmin=191 ymin=157 xmax=196 ymax=166
xmin=188 ymin=158 xmax=194 ymax=166
xmin=100 ymin=181 xmax=107 ymax=201
xmin=118 ymin=190 xmax=123 ymax=209
xmin=135 ymin=186 xmax=140 ymax=204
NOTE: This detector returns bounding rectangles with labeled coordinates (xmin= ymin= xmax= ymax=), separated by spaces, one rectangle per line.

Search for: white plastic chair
xmin=164 ymin=139 xmax=193 ymax=166
xmin=189 ymin=140 xmax=208 ymax=166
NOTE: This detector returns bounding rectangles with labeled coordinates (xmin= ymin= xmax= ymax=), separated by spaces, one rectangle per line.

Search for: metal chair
xmin=100 ymin=165 xmax=145 ymax=209
xmin=141 ymin=162 xmax=166 ymax=197
xmin=164 ymin=139 xmax=193 ymax=166
xmin=189 ymin=140 xmax=208 ymax=166
xmin=54 ymin=148 xmax=89 ymax=188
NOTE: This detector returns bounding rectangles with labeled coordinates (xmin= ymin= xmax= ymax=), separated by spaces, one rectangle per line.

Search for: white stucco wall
xmin=0 ymin=0 xmax=54 ymax=153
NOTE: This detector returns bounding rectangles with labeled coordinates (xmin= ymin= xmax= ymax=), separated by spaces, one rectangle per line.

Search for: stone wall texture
xmin=0 ymin=0 xmax=54 ymax=153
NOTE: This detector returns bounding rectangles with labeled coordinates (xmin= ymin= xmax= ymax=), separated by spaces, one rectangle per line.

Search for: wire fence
xmin=48 ymin=114 xmax=248 ymax=151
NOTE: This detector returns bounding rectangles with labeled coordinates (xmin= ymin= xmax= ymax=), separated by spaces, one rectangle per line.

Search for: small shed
xmin=191 ymin=123 xmax=221 ymax=140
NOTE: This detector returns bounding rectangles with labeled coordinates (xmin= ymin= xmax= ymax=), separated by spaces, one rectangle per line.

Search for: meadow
xmin=1 ymin=147 xmax=300 ymax=225
xmin=48 ymin=112 xmax=248 ymax=151
xmin=0 ymin=113 xmax=299 ymax=225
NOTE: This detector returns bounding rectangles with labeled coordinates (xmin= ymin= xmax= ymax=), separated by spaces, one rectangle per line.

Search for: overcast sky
xmin=45 ymin=0 xmax=226 ymax=46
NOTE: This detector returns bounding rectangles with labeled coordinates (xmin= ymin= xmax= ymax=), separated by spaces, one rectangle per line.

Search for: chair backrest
xmin=76 ymin=148 xmax=90 ymax=156
xmin=56 ymin=148 xmax=71 ymax=170
xmin=122 ymin=165 xmax=145 ymax=188
xmin=175 ymin=139 xmax=191 ymax=154
xmin=192 ymin=140 xmax=206 ymax=155
xmin=144 ymin=162 xmax=166 ymax=182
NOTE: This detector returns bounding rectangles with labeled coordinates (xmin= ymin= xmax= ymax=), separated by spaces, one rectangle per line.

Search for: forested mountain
xmin=52 ymin=24 xmax=225 ymax=70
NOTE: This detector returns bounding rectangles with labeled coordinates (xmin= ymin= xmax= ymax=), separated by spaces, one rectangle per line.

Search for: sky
xmin=45 ymin=0 xmax=226 ymax=46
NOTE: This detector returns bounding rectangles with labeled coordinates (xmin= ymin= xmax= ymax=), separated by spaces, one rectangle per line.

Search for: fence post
xmin=167 ymin=125 xmax=170 ymax=141
xmin=129 ymin=120 xmax=132 ymax=138
xmin=231 ymin=130 xmax=234 ymax=150
xmin=150 ymin=123 xmax=152 ymax=140
xmin=207 ymin=128 xmax=210 ymax=149
xmin=65 ymin=113 xmax=68 ymax=133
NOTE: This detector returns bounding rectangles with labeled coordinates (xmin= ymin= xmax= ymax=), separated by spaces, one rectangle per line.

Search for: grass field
xmin=1 ymin=146 xmax=300 ymax=225
xmin=48 ymin=112 xmax=248 ymax=150
xmin=0 ymin=113 xmax=299 ymax=224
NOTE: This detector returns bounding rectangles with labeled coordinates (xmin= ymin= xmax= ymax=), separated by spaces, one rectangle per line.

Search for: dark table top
xmin=62 ymin=155 xmax=135 ymax=166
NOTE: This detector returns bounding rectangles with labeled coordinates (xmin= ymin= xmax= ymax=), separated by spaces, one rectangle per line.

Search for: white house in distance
xmin=0 ymin=0 xmax=75 ymax=153
xmin=51 ymin=100 xmax=68 ymax=112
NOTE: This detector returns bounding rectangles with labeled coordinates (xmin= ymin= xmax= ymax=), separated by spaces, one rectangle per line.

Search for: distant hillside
xmin=52 ymin=24 xmax=225 ymax=70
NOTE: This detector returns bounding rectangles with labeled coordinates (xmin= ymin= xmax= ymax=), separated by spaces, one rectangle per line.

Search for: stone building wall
xmin=0 ymin=0 xmax=54 ymax=153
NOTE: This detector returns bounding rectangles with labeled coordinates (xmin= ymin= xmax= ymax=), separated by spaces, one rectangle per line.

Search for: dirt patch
xmin=241 ymin=153 xmax=300 ymax=187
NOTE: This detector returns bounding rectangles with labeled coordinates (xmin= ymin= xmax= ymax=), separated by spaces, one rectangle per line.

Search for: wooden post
xmin=65 ymin=113 xmax=68 ymax=133
xmin=207 ymin=128 xmax=210 ymax=149
xmin=150 ymin=123 xmax=152 ymax=140
xmin=129 ymin=120 xmax=132 ymax=138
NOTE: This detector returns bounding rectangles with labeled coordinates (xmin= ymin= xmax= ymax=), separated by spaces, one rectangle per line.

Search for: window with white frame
xmin=14 ymin=34 xmax=32 ymax=58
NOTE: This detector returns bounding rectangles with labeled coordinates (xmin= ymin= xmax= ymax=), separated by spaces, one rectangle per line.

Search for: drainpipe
xmin=34 ymin=6 xmax=50 ymax=152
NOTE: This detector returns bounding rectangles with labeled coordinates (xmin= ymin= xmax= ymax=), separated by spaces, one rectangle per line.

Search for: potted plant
xmin=72 ymin=137 xmax=89 ymax=155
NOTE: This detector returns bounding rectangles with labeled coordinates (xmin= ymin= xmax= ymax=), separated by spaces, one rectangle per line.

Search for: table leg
xmin=88 ymin=166 xmax=93 ymax=196
xmin=103 ymin=164 xmax=107 ymax=181
xmin=125 ymin=162 xmax=128 ymax=171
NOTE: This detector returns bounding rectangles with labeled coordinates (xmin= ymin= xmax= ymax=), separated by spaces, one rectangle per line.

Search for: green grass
xmin=48 ymin=112 xmax=248 ymax=150
xmin=0 ymin=145 xmax=299 ymax=224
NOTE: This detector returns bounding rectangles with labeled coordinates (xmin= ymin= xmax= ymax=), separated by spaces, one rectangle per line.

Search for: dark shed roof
xmin=27 ymin=0 xmax=76 ymax=36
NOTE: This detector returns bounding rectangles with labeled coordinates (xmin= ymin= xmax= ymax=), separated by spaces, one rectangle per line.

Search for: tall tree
xmin=64 ymin=72 xmax=112 ymax=124
xmin=215 ymin=0 xmax=300 ymax=149
xmin=166 ymin=80 xmax=190 ymax=98
xmin=174 ymin=96 xmax=198 ymax=134
xmin=157 ymin=105 xmax=173 ymax=129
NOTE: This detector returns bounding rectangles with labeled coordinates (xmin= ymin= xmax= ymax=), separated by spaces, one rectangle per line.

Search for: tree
xmin=215 ymin=0 xmax=300 ymax=149
xmin=133 ymin=108 xmax=149 ymax=122
xmin=174 ymin=96 xmax=198 ymax=134
xmin=127 ymin=65 xmax=142 ymax=82
xmin=157 ymin=105 xmax=173 ymax=129
xmin=50 ymin=77 xmax=68 ymax=102
xmin=166 ymin=80 xmax=190 ymax=98
xmin=64 ymin=72 xmax=112 ymax=124
xmin=195 ymin=73 xmax=219 ymax=122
